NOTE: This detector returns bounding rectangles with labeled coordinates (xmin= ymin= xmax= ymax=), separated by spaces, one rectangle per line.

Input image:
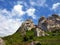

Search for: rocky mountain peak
xmin=38 ymin=14 xmax=60 ymax=32
xmin=52 ymin=14 xmax=59 ymax=18
xmin=39 ymin=16 xmax=46 ymax=22
xmin=18 ymin=19 xmax=35 ymax=31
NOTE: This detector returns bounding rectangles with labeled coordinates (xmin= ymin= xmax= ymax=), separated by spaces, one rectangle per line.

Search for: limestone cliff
xmin=38 ymin=14 xmax=60 ymax=32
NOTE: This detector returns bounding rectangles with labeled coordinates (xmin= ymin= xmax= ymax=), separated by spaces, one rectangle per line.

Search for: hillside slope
xmin=2 ymin=14 xmax=60 ymax=45
xmin=2 ymin=29 xmax=60 ymax=45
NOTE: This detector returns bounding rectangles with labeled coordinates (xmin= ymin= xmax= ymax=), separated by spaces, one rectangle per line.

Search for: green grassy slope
xmin=2 ymin=30 xmax=60 ymax=45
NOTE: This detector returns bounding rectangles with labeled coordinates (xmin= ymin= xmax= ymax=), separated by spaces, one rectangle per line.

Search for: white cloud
xmin=0 ymin=5 xmax=24 ymax=37
xmin=12 ymin=4 xmax=36 ymax=19
xmin=0 ymin=4 xmax=36 ymax=37
xmin=0 ymin=18 xmax=23 ymax=37
xmin=0 ymin=9 xmax=23 ymax=37
xmin=52 ymin=3 xmax=60 ymax=10
xmin=51 ymin=3 xmax=60 ymax=15
xmin=13 ymin=4 xmax=25 ymax=16
xmin=30 ymin=0 xmax=46 ymax=7
xmin=26 ymin=8 xmax=36 ymax=19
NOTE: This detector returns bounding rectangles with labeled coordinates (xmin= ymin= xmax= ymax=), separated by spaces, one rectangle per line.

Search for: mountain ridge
xmin=0 ymin=14 xmax=60 ymax=45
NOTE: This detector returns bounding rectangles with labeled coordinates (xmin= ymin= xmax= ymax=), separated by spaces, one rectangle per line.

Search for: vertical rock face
xmin=18 ymin=19 xmax=46 ymax=37
xmin=38 ymin=14 xmax=60 ymax=32
xmin=35 ymin=28 xmax=45 ymax=37
xmin=18 ymin=19 xmax=35 ymax=36
xmin=34 ymin=25 xmax=45 ymax=37
xmin=0 ymin=38 xmax=5 ymax=45
xmin=47 ymin=14 xmax=60 ymax=32
xmin=19 ymin=19 xmax=35 ymax=31
xmin=24 ymin=19 xmax=35 ymax=31
xmin=38 ymin=16 xmax=48 ymax=31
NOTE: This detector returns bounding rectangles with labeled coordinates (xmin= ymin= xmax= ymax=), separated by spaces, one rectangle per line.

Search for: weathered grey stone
xmin=20 ymin=19 xmax=35 ymax=31
xmin=34 ymin=25 xmax=46 ymax=37
xmin=17 ymin=19 xmax=35 ymax=36
xmin=38 ymin=14 xmax=60 ymax=32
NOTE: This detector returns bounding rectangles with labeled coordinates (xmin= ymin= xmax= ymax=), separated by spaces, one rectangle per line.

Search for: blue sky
xmin=0 ymin=0 xmax=60 ymax=37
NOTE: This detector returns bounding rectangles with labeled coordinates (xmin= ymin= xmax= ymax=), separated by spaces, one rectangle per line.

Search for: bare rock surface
xmin=38 ymin=14 xmax=60 ymax=32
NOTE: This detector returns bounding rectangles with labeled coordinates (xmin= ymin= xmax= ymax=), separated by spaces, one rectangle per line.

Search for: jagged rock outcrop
xmin=38 ymin=14 xmax=60 ymax=32
xmin=18 ymin=19 xmax=35 ymax=36
xmin=20 ymin=19 xmax=35 ymax=31
xmin=38 ymin=16 xmax=47 ymax=31
xmin=34 ymin=25 xmax=45 ymax=37
xmin=0 ymin=38 xmax=5 ymax=45
xmin=23 ymin=19 xmax=35 ymax=30
xmin=18 ymin=19 xmax=47 ymax=37
xmin=34 ymin=25 xmax=49 ymax=37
